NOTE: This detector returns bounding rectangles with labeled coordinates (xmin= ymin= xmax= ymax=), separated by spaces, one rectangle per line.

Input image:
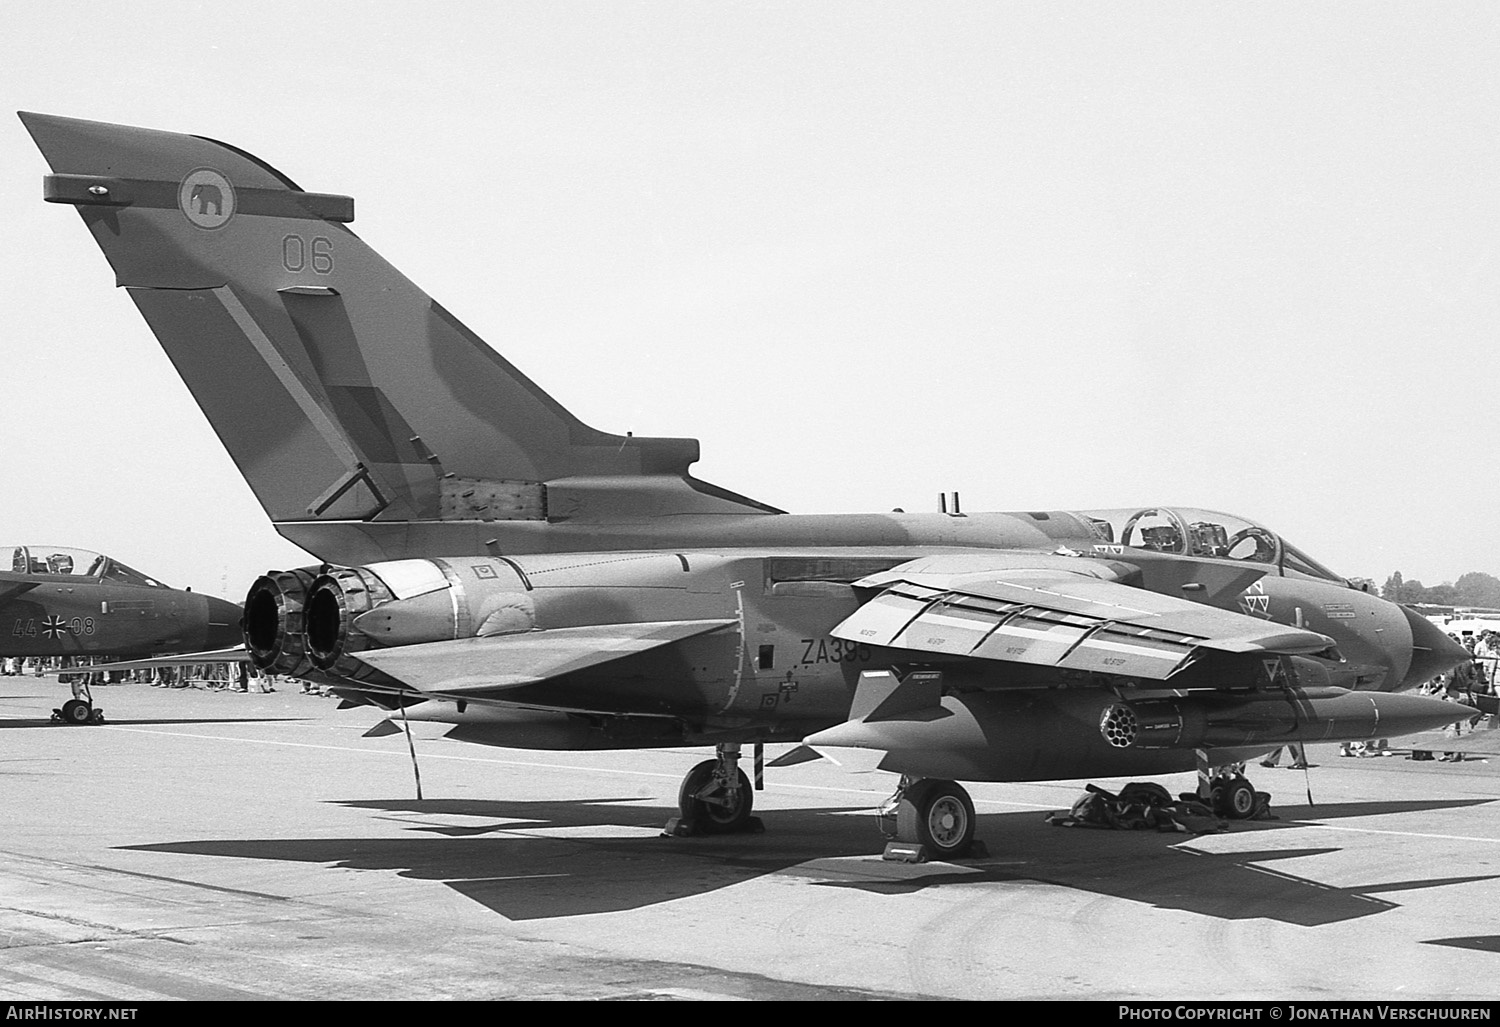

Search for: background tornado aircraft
xmin=23 ymin=111 xmax=1473 ymax=858
xmin=1 ymin=545 xmax=242 ymax=722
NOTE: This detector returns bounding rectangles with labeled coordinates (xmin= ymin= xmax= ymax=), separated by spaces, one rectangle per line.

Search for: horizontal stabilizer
xmin=349 ymin=619 xmax=735 ymax=694
xmin=30 ymin=646 xmax=248 ymax=676
xmin=836 ymin=559 xmax=1332 ymax=680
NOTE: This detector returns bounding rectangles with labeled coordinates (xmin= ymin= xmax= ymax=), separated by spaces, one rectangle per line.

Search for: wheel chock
xmin=661 ymin=816 xmax=698 ymax=838
xmin=883 ymin=841 xmax=928 ymax=863
xmin=661 ymin=815 xmax=766 ymax=838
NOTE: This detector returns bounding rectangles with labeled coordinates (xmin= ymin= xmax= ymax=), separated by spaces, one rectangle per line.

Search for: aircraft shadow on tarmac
xmin=1424 ymin=936 xmax=1500 ymax=953
xmin=0 ymin=716 xmax=308 ymax=729
xmin=119 ymin=793 xmax=1499 ymax=926
xmin=1271 ymin=797 xmax=1496 ymax=819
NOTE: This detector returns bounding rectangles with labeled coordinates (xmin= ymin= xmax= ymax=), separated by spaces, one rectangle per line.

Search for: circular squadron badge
xmin=178 ymin=168 xmax=235 ymax=230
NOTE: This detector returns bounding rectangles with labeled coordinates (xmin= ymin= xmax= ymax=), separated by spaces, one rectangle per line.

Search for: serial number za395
xmin=800 ymin=638 xmax=872 ymax=665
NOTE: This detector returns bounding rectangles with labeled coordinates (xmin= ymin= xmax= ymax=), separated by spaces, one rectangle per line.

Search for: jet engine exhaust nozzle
xmin=304 ymin=567 xmax=394 ymax=673
xmin=242 ymin=568 xmax=321 ymax=677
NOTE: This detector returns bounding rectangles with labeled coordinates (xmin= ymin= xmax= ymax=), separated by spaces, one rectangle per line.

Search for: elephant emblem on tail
xmin=191 ymin=182 xmax=223 ymax=216
xmin=177 ymin=168 xmax=235 ymax=229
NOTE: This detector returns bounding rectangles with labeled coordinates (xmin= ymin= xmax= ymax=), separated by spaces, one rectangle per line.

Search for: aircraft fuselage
xmin=255 ymin=546 xmax=1458 ymax=774
xmin=0 ymin=574 xmax=240 ymax=660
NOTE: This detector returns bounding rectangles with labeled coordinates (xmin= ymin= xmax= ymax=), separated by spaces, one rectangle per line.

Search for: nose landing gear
xmin=51 ymin=679 xmax=104 ymax=725
xmin=52 ymin=698 xmax=104 ymax=725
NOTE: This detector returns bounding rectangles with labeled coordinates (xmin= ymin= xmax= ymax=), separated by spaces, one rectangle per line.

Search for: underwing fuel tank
xmin=803 ymin=681 xmax=1477 ymax=782
xmin=1098 ymin=688 xmax=1473 ymax=750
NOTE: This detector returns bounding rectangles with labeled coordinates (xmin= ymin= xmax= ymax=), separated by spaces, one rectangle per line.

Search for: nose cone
xmin=204 ymin=595 xmax=245 ymax=650
xmin=1401 ymin=607 xmax=1472 ymax=689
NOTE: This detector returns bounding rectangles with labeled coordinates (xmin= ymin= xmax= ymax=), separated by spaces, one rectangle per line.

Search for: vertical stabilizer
xmin=21 ymin=112 xmax=777 ymax=552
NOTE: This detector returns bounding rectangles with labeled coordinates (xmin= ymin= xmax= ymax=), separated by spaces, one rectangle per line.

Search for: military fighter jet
xmin=22 ymin=112 xmax=1474 ymax=859
xmin=0 ymin=544 xmax=242 ymax=722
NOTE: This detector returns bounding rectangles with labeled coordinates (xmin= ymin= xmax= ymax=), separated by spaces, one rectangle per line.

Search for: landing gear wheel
xmin=909 ymin=780 xmax=977 ymax=858
xmin=1211 ymin=775 xmax=1257 ymax=819
xmin=60 ymin=699 xmax=93 ymax=725
xmin=677 ymin=759 xmax=754 ymax=834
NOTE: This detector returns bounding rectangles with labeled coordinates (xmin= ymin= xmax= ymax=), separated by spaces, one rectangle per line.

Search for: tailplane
xmin=21 ymin=113 xmax=776 ymax=560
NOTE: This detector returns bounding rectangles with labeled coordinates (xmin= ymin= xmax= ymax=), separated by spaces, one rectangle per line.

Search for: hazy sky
xmin=3 ymin=2 xmax=1496 ymax=597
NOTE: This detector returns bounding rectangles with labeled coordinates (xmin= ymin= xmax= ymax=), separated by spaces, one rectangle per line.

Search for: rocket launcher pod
xmin=1098 ymin=688 xmax=1477 ymax=750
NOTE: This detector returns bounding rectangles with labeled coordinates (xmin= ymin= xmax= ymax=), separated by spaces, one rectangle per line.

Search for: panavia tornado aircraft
xmin=0 ymin=545 xmax=242 ymax=722
xmin=22 ymin=112 xmax=1474 ymax=859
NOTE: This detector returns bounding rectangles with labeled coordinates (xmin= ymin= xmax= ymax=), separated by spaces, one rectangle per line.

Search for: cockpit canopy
xmin=1070 ymin=508 xmax=1346 ymax=584
xmin=5 ymin=546 xmax=170 ymax=589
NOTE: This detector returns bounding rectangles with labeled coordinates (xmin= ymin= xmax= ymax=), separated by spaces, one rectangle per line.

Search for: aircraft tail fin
xmin=21 ymin=112 xmax=776 ymax=552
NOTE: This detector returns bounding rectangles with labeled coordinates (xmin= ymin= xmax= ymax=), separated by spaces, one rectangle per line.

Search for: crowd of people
xmin=1334 ymin=630 xmax=1498 ymax=762
xmin=1405 ymin=630 xmax=1497 ymax=762
xmin=0 ymin=655 xmax=325 ymax=695
xmin=6 ymin=632 xmax=1499 ymax=740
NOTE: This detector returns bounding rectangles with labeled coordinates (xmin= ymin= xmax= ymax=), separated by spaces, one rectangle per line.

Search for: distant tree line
xmin=1380 ymin=570 xmax=1500 ymax=608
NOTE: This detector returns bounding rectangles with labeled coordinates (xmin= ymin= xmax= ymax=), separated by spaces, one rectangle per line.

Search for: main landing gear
xmin=663 ymin=742 xmax=764 ymax=837
xmin=663 ymin=750 xmax=984 ymax=861
xmin=878 ymin=776 xmax=984 ymax=862
xmin=1195 ymin=750 xmax=1260 ymax=820
xmin=51 ymin=698 xmax=104 ymax=725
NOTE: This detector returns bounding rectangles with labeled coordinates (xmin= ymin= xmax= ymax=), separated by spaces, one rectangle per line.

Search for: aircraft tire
xmin=909 ymin=779 xmax=976 ymax=859
xmin=60 ymin=700 xmax=92 ymax=725
xmin=1213 ymin=776 xmax=1257 ymax=819
xmin=678 ymin=759 xmax=754 ymax=834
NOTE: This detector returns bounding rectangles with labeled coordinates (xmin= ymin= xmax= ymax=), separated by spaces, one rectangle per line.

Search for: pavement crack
xmin=3 ymin=906 xmax=196 ymax=947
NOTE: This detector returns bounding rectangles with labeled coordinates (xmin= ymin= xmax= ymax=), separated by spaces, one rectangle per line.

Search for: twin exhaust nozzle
xmin=243 ymin=566 xmax=392 ymax=678
xmin=242 ymin=557 xmax=535 ymax=682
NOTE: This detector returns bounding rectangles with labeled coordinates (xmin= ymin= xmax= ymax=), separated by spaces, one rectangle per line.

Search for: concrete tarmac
xmin=1 ymin=677 xmax=1498 ymax=1001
